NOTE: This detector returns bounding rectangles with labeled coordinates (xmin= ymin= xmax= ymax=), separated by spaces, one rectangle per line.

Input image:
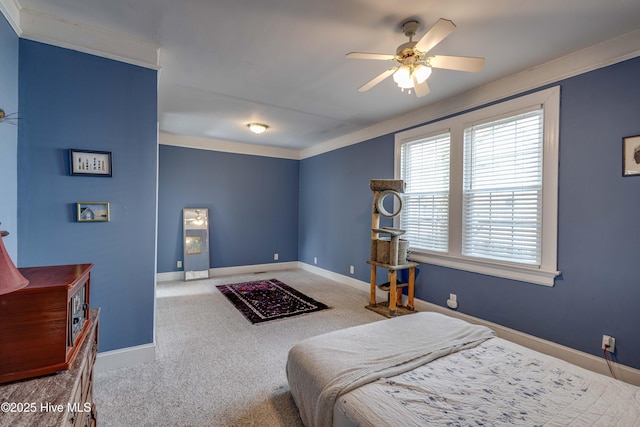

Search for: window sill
xmin=408 ymin=250 xmax=560 ymax=286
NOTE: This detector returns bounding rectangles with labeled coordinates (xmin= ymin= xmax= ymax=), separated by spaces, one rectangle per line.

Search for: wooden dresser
xmin=0 ymin=308 xmax=99 ymax=427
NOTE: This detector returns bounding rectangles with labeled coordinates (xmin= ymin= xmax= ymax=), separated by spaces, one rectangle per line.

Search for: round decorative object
xmin=376 ymin=190 xmax=403 ymax=217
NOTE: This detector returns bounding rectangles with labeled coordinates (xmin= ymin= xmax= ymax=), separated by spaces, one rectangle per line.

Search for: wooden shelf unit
xmin=367 ymin=260 xmax=418 ymax=316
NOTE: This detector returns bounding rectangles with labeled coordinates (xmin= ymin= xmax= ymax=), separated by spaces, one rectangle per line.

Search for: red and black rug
xmin=216 ymin=278 xmax=329 ymax=324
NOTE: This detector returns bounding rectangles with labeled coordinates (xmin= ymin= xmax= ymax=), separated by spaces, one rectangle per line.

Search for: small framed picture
xmin=185 ymin=236 xmax=202 ymax=254
xmin=623 ymin=135 xmax=640 ymax=176
xmin=77 ymin=202 xmax=110 ymax=222
xmin=70 ymin=149 xmax=112 ymax=177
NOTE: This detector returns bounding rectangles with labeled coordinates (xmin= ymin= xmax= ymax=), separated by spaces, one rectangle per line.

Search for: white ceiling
xmin=7 ymin=0 xmax=640 ymax=152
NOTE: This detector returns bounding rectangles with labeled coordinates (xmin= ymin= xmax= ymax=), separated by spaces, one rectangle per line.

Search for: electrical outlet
xmin=314 ymin=257 xmax=317 ymax=265
xmin=602 ymin=335 xmax=615 ymax=353
xmin=274 ymin=253 xmax=279 ymax=261
xmin=447 ymin=293 xmax=458 ymax=309
xmin=349 ymin=265 xmax=355 ymax=274
xmin=177 ymin=260 xmax=182 ymax=268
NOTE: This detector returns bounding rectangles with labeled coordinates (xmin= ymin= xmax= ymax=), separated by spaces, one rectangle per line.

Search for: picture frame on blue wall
xmin=69 ymin=149 xmax=112 ymax=176
xmin=623 ymin=136 xmax=640 ymax=176
xmin=77 ymin=202 xmax=110 ymax=222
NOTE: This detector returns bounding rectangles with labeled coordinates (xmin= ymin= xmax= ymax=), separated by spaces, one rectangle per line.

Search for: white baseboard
xmin=156 ymin=261 xmax=300 ymax=282
xmin=156 ymin=271 xmax=183 ymax=282
xmin=95 ymin=343 xmax=156 ymax=374
xmin=209 ymin=261 xmax=299 ymax=277
xmin=298 ymin=263 xmax=373 ymax=293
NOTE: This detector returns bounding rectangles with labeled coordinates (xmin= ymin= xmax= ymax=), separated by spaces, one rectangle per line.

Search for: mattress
xmin=287 ymin=312 xmax=640 ymax=427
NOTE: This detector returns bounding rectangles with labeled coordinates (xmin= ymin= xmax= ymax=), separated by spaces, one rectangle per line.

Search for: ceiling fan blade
xmin=412 ymin=74 xmax=430 ymax=97
xmin=346 ymin=52 xmax=396 ymax=61
xmin=428 ymin=55 xmax=485 ymax=72
xmin=414 ymin=18 xmax=456 ymax=54
xmin=358 ymin=67 xmax=397 ymax=92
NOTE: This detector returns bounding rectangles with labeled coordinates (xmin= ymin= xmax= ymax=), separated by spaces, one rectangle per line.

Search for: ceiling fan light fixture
xmin=393 ymin=65 xmax=413 ymax=89
xmin=393 ymin=64 xmax=431 ymax=92
xmin=347 ymin=18 xmax=484 ymax=98
xmin=413 ymin=64 xmax=432 ymax=84
xmin=192 ymin=210 xmax=205 ymax=226
xmin=247 ymin=123 xmax=268 ymax=135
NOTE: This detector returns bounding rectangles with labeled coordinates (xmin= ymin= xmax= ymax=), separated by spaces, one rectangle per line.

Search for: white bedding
xmin=335 ymin=337 xmax=640 ymax=426
xmin=286 ymin=312 xmax=496 ymax=427
xmin=287 ymin=312 xmax=640 ymax=427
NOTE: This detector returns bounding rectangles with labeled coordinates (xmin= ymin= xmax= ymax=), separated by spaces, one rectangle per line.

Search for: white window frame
xmin=394 ymin=86 xmax=560 ymax=286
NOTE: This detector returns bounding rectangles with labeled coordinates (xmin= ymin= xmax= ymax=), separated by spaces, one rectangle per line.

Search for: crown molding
xmin=0 ymin=1 xmax=159 ymax=69
xmin=0 ymin=0 xmax=20 ymax=35
xmin=299 ymin=28 xmax=640 ymax=159
xmin=4 ymin=1 xmax=639 ymax=159
xmin=159 ymin=132 xmax=300 ymax=160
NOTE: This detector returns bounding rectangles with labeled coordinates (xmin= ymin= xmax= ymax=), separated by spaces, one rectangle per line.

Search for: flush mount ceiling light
xmin=247 ymin=123 xmax=269 ymax=135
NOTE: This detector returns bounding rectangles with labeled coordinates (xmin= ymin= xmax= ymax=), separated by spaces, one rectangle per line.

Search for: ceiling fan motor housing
xmin=396 ymin=42 xmax=419 ymax=63
xmin=401 ymin=20 xmax=420 ymax=38
xmin=398 ymin=20 xmax=422 ymax=63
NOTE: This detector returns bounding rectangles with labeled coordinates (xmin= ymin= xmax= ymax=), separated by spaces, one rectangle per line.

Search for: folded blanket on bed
xmin=286 ymin=312 xmax=496 ymax=427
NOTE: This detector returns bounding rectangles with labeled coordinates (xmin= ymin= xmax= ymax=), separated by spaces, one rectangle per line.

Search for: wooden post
xmin=390 ymin=235 xmax=399 ymax=266
xmin=408 ymin=266 xmax=415 ymax=310
xmin=369 ymin=264 xmax=377 ymax=305
xmin=388 ymin=269 xmax=397 ymax=315
xmin=371 ymin=197 xmax=380 ymax=262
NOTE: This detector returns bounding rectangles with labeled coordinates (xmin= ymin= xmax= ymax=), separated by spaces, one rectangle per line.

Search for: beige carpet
xmin=94 ymin=269 xmax=382 ymax=426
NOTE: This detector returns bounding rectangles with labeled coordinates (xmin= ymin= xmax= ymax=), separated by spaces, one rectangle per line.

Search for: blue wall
xmin=0 ymin=14 xmax=19 ymax=258
xmin=299 ymin=57 xmax=640 ymax=370
xmin=157 ymin=145 xmax=299 ymax=272
xmin=8 ymin=13 xmax=639 ymax=371
xmin=17 ymin=40 xmax=158 ymax=353
xmin=298 ymin=135 xmax=393 ymax=277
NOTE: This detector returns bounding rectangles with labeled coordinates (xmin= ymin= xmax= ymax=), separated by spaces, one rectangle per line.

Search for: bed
xmin=286 ymin=312 xmax=640 ymax=427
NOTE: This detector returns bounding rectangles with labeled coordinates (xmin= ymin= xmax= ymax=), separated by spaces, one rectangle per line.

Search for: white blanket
xmin=286 ymin=312 xmax=496 ymax=427
xmin=337 ymin=337 xmax=640 ymax=426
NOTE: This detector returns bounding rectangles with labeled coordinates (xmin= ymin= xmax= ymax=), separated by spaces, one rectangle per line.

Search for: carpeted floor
xmin=94 ymin=269 xmax=382 ymax=426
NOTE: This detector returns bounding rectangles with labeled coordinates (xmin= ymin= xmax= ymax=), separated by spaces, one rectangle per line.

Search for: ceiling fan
xmin=347 ymin=19 xmax=485 ymax=97
xmin=186 ymin=210 xmax=205 ymax=226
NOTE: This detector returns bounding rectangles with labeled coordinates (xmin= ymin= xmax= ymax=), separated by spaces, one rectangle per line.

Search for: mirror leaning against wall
xmin=182 ymin=208 xmax=210 ymax=281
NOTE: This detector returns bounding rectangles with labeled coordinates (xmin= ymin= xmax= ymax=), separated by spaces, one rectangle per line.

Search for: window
xmin=400 ymin=133 xmax=450 ymax=253
xmin=395 ymin=87 xmax=560 ymax=286
xmin=463 ymin=109 xmax=543 ymax=265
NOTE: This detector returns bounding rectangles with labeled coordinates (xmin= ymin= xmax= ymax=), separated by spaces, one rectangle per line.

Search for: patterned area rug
xmin=216 ymin=278 xmax=329 ymax=323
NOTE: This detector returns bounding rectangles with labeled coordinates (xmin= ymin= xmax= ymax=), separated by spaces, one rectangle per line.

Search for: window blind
xmin=400 ymin=133 xmax=450 ymax=253
xmin=462 ymin=109 xmax=543 ymax=265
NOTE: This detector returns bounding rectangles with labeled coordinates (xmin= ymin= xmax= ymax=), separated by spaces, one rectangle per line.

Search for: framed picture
xmin=77 ymin=202 xmax=110 ymax=222
xmin=185 ymin=236 xmax=202 ymax=255
xmin=69 ymin=149 xmax=112 ymax=177
xmin=623 ymin=135 xmax=640 ymax=176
